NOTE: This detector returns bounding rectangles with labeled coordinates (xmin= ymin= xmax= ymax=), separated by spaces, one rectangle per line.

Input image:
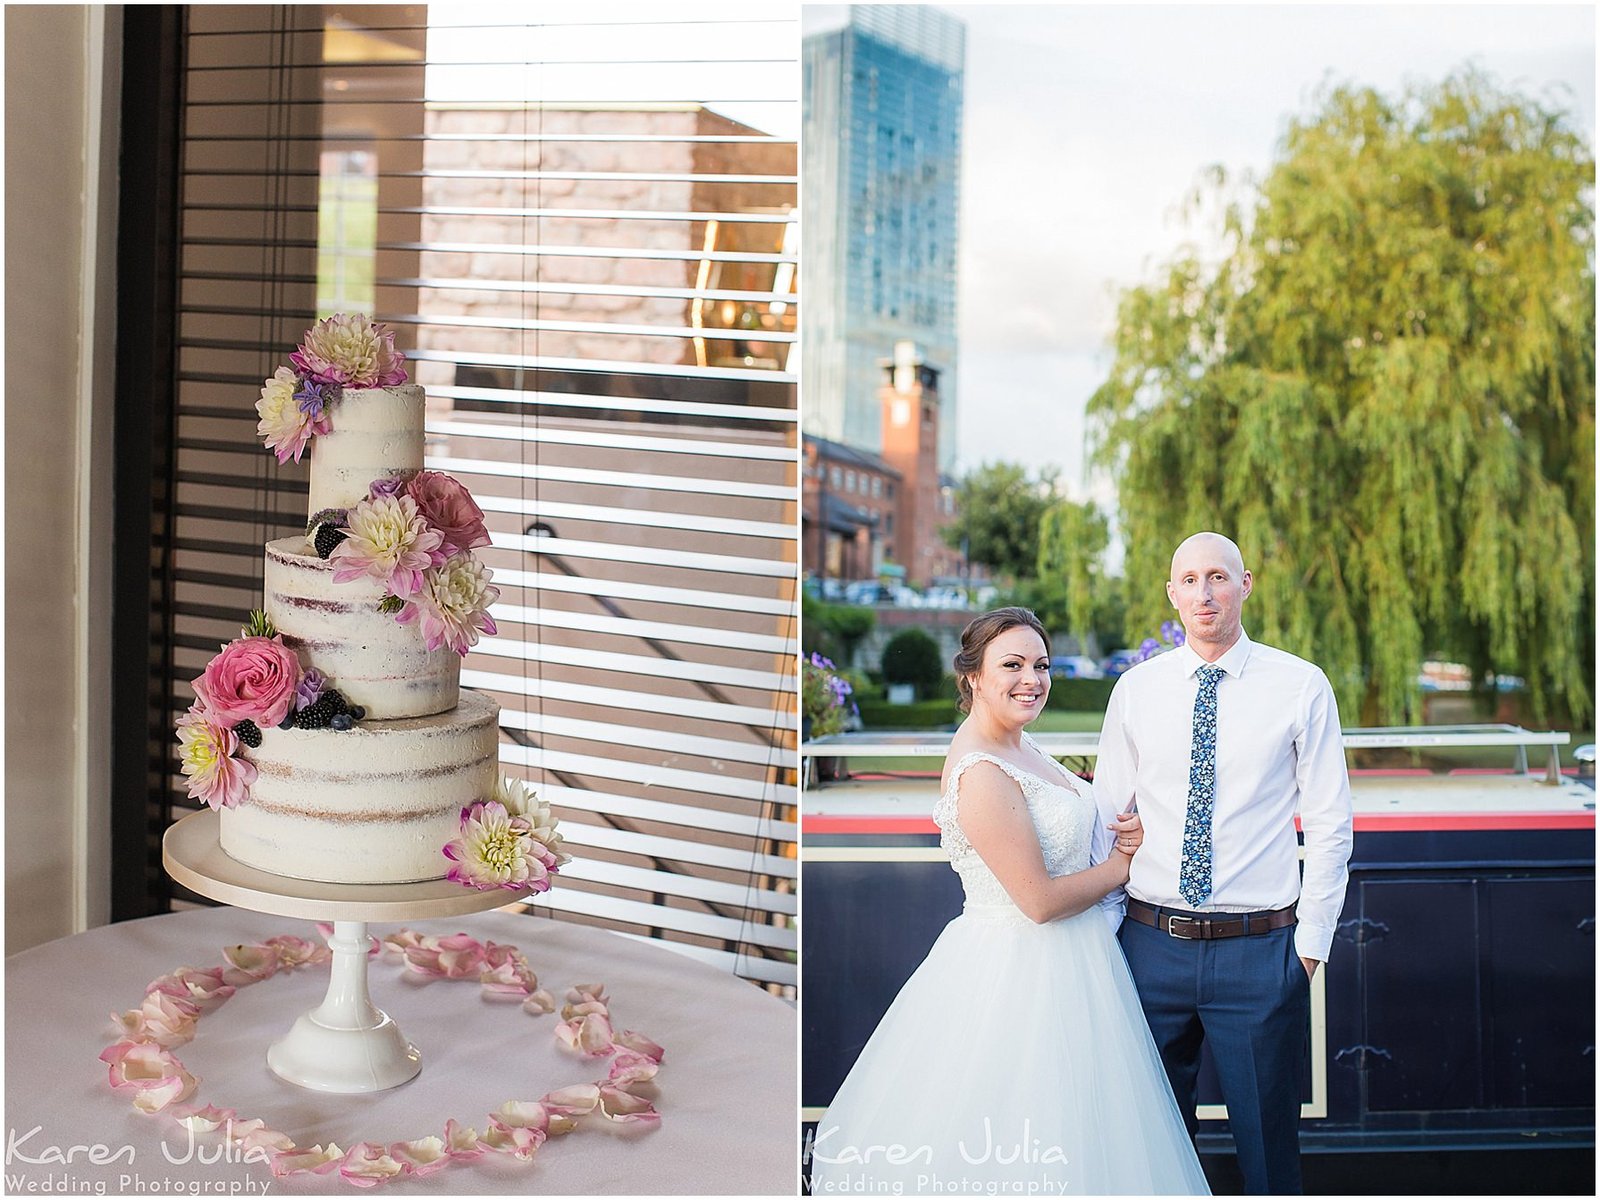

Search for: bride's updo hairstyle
xmin=953 ymin=607 xmax=1050 ymax=714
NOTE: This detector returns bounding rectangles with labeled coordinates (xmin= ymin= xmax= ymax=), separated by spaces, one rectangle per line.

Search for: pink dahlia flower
xmin=396 ymin=553 xmax=499 ymax=656
xmin=176 ymin=705 xmax=258 ymax=811
xmin=442 ymin=801 xmax=545 ymax=891
xmin=330 ymin=493 xmax=445 ymax=599
xmin=256 ymin=366 xmax=329 ymax=464
xmin=192 ymin=635 xmax=302 ymax=728
xmin=405 ymin=470 xmax=490 ymax=557
xmin=289 ymin=313 xmax=407 ymax=388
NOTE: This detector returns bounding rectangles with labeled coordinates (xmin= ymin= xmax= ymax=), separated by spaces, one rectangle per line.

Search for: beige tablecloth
xmin=4 ymin=906 xmax=796 ymax=1194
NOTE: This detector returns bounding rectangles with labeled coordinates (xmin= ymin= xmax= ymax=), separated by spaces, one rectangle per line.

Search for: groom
xmin=1093 ymin=532 xmax=1353 ymax=1194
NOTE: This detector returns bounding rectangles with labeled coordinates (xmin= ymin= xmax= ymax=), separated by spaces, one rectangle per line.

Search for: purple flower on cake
xmin=442 ymin=801 xmax=550 ymax=892
xmin=256 ymin=366 xmax=329 ymax=465
xmin=292 ymin=378 xmax=336 ymax=422
xmin=289 ymin=313 xmax=407 ymax=388
xmin=405 ymin=470 xmax=491 ymax=557
xmin=367 ymin=473 xmax=414 ymax=500
xmin=397 ymin=553 xmax=499 ymax=657
xmin=329 ymin=493 xmax=445 ymax=599
xmin=294 ymin=667 xmax=328 ymax=713
xmin=176 ymin=706 xmax=259 ymax=811
xmin=193 ymin=635 xmax=302 ymax=728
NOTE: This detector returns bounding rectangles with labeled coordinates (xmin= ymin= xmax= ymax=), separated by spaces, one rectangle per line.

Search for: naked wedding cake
xmin=174 ymin=315 xmax=567 ymax=891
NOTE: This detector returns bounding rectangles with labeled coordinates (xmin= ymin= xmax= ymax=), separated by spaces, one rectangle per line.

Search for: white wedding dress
xmin=810 ymin=744 xmax=1211 ymax=1196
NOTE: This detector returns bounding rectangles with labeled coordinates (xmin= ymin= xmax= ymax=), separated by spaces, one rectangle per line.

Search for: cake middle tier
xmin=219 ymin=690 xmax=501 ymax=885
xmin=265 ymin=537 xmax=460 ymax=719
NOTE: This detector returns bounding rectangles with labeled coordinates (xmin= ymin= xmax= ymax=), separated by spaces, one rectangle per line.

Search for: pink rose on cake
xmin=330 ymin=493 xmax=446 ymax=598
xmin=398 ymin=552 xmax=499 ymax=656
xmin=405 ymin=470 xmax=491 ymax=556
xmin=290 ymin=313 xmax=407 ymax=388
xmin=192 ymin=636 xmax=302 ymax=728
xmin=175 ymin=705 xmax=258 ymax=811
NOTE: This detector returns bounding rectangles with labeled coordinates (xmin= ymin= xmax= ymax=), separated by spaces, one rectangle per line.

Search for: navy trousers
xmin=1118 ymin=914 xmax=1310 ymax=1195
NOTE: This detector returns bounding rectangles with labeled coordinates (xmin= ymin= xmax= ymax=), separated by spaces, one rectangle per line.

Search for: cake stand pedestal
xmin=163 ymin=809 xmax=528 ymax=1095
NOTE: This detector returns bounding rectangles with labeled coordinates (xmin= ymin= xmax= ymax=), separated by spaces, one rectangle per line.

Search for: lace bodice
xmin=932 ymin=741 xmax=1097 ymax=916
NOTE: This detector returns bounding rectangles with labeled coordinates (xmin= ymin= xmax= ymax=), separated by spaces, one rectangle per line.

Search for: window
xmin=140 ymin=4 xmax=798 ymax=993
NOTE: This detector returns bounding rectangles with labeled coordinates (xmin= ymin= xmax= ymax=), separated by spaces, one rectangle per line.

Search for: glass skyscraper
xmin=802 ymin=5 xmax=965 ymax=471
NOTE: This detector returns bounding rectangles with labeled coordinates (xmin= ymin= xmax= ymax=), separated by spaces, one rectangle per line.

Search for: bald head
xmin=1170 ymin=531 xmax=1246 ymax=581
xmin=1167 ymin=531 xmax=1251 ymax=658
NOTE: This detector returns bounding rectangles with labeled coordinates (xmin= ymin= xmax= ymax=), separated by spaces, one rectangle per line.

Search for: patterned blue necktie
xmin=1179 ymin=664 xmax=1223 ymax=907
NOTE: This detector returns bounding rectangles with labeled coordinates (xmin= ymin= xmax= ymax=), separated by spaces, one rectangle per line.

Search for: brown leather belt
xmin=1126 ymin=897 xmax=1297 ymax=940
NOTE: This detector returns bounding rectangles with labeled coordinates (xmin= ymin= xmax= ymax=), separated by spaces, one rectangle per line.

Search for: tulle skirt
xmin=810 ymin=906 xmax=1210 ymax=1196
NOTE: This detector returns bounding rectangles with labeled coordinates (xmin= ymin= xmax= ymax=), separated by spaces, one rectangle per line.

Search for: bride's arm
xmin=956 ymin=761 xmax=1134 ymax=925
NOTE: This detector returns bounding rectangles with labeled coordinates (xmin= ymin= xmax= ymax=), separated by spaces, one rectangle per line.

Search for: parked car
xmin=1101 ymin=649 xmax=1142 ymax=677
xmin=1049 ymin=655 xmax=1104 ymax=680
xmin=843 ymin=581 xmax=892 ymax=606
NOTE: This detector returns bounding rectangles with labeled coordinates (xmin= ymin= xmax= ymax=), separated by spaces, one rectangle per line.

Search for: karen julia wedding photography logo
xmin=5 ymin=1123 xmax=274 ymax=1196
xmin=807 ymin=1117 xmax=1071 ymax=1195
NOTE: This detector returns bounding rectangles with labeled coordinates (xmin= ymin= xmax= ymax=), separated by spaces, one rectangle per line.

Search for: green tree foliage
xmin=801 ymin=593 xmax=876 ymax=667
xmin=942 ymin=462 xmax=1059 ymax=579
xmin=1090 ymin=72 xmax=1594 ymax=723
xmin=881 ymin=628 xmax=946 ymax=699
xmin=1038 ymin=500 xmax=1111 ymax=646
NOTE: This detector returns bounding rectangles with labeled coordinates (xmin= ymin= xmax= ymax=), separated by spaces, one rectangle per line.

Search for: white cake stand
xmin=163 ymin=809 xmax=530 ymax=1095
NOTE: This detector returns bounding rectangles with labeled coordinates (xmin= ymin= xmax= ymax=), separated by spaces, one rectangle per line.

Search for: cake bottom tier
xmin=220 ymin=691 xmax=500 ymax=885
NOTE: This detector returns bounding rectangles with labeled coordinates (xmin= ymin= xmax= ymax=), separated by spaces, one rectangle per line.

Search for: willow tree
xmin=1089 ymin=72 xmax=1594 ymax=724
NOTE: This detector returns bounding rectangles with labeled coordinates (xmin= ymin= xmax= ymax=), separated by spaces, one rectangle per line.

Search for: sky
xmin=804 ymin=3 xmax=1595 ymax=505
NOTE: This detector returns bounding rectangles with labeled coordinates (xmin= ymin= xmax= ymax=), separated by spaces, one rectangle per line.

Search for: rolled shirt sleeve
xmin=1292 ymin=670 xmax=1354 ymax=963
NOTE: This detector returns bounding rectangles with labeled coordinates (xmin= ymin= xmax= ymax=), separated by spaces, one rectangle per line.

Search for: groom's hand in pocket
xmin=1299 ymin=956 xmax=1319 ymax=980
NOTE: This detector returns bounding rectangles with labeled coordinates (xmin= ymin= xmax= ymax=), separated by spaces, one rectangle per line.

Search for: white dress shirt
xmin=1090 ymin=628 xmax=1354 ymax=962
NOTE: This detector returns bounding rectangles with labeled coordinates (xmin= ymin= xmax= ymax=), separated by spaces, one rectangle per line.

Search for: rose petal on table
xmin=146 ymin=965 xmax=235 ymax=1005
xmin=481 ymin=1117 xmax=546 ymax=1161
xmin=389 ymin=1135 xmax=451 ymax=1176
xmin=521 ymin=989 xmax=556 ymax=1015
xmin=340 ymin=1141 xmax=406 ymax=1186
xmin=226 ymin=1117 xmax=295 ymax=1154
xmin=560 ymin=997 xmax=610 ymax=1021
xmin=262 ymin=934 xmax=331 ymax=969
xmin=270 ymin=1142 xmax=345 ymax=1177
xmin=481 ymin=939 xmax=523 ymax=970
xmin=172 ymin=1104 xmax=236 ymax=1133
xmin=480 ymin=957 xmax=536 ymax=996
xmin=554 ymin=1012 xmax=614 ymax=1057
xmin=596 ymin=1084 xmax=661 ymax=1125
xmin=614 ymin=1029 xmax=666 ymax=1062
xmin=131 ymin=991 xmax=201 ymax=1048
xmin=101 ymin=1040 xmax=196 ymax=1113
xmin=607 ymin=1051 xmax=660 ymax=1088
xmin=381 ymin=928 xmax=426 ymax=956
xmin=221 ymin=943 xmax=281 ymax=983
xmin=539 ymin=1084 xmax=599 ymax=1117
xmin=565 ymin=982 xmax=608 ymax=1006
xmin=443 ymin=1119 xmax=484 ymax=1159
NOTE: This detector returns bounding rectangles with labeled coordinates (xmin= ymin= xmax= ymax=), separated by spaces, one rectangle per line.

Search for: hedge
xmin=855 ymin=698 xmax=959 ymax=729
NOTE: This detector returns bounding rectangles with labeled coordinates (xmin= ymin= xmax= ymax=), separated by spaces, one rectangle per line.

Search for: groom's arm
xmin=1089 ymin=681 xmax=1137 ymax=933
xmin=1293 ymin=669 xmax=1354 ymax=966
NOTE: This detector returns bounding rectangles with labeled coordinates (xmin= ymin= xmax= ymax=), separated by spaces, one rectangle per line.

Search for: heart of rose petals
xmin=100 ymin=1041 xmax=197 ymax=1113
xmin=389 ymin=1135 xmax=452 ymax=1176
xmin=221 ymin=943 xmax=281 ymax=983
xmin=443 ymin=1119 xmax=484 ymax=1160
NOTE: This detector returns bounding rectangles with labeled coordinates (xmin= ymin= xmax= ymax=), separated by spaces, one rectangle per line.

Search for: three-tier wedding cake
xmin=175 ymin=316 xmax=567 ymax=892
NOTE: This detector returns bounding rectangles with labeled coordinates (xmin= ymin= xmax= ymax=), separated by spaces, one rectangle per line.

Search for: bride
xmin=809 ymin=608 xmax=1210 ymax=1196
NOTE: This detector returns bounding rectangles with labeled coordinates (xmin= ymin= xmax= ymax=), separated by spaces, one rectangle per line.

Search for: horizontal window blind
xmin=162 ymin=4 xmax=799 ymax=994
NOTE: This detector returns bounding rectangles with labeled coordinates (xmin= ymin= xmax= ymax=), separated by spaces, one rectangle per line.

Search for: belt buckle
xmin=1166 ymin=915 xmax=1200 ymax=940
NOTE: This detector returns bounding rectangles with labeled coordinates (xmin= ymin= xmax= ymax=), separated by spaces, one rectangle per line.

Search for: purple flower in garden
xmin=293 ymin=379 xmax=336 ymax=422
xmin=809 ymin=652 xmax=836 ymax=671
xmin=1160 ymin=620 xmax=1186 ymax=646
xmin=1135 ymin=637 xmax=1162 ymax=663
xmin=294 ymin=668 xmax=327 ymax=712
